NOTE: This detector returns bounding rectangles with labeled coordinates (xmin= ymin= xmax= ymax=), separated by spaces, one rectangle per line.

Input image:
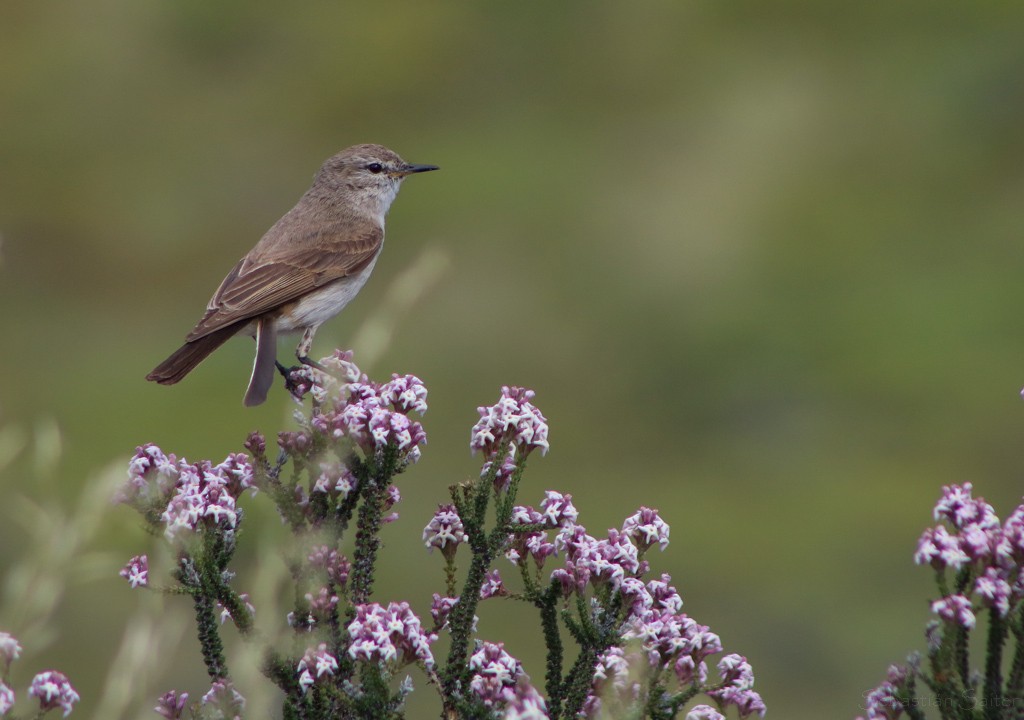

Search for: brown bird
xmin=146 ymin=144 xmax=438 ymax=406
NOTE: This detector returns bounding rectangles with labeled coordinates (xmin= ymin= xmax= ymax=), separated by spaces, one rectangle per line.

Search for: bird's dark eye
xmin=366 ymin=162 xmax=384 ymax=174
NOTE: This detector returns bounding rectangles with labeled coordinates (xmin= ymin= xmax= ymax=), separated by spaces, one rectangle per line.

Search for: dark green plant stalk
xmin=983 ymin=609 xmax=1007 ymax=720
xmin=179 ymin=556 xmax=228 ymax=680
xmin=349 ymin=446 xmax=399 ymax=605
xmin=536 ymin=581 xmax=564 ymax=719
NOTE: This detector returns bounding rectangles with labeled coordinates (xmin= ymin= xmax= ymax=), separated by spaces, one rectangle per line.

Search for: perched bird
xmin=146 ymin=144 xmax=438 ymax=405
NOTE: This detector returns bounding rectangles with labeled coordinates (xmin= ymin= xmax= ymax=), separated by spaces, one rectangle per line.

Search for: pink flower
xmin=28 ymin=671 xmax=80 ymax=717
xmin=119 ymin=555 xmax=149 ymax=588
xmin=347 ymin=602 xmax=436 ymax=669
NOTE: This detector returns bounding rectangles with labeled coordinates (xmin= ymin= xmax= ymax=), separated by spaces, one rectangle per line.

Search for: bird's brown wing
xmin=185 ymin=222 xmax=382 ymax=341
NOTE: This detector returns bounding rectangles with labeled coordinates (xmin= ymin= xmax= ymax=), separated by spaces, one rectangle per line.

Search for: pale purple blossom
xmin=974 ymin=566 xmax=1013 ymax=617
xmin=117 ymin=444 xmax=179 ymax=507
xmin=717 ymin=654 xmax=756 ymax=691
xmin=431 ymin=594 xmax=459 ymax=630
xmin=468 ymin=641 xmax=524 ymax=707
xmin=709 ymin=687 xmax=766 ymax=719
xmin=154 ymin=690 xmax=189 ymax=719
xmin=914 ymin=525 xmax=969 ymax=570
xmin=159 ymin=459 xmax=249 ymax=541
xmin=119 ymin=555 xmax=149 ymax=588
xmin=28 ymin=671 xmax=79 ymax=717
xmin=311 ymin=375 xmax=427 ymax=461
xmin=470 ymin=386 xmax=550 ymax=460
xmin=480 ymin=569 xmax=507 ymax=600
xmin=507 ymin=506 xmax=557 ymax=568
xmin=0 ymin=632 xmax=22 ymax=669
xmin=297 ymin=643 xmax=339 ymax=694
xmin=687 ymin=706 xmax=725 ymax=720
xmin=860 ymin=681 xmax=903 ymax=720
xmin=622 ymin=506 xmax=671 ymax=553
xmin=539 ymin=491 xmax=578 ymax=527
xmin=383 ymin=484 xmax=401 ymax=523
xmin=347 ymin=602 xmax=436 ymax=669
xmin=423 ymin=505 xmax=467 ymax=559
xmin=931 ymin=594 xmax=976 ymax=629
xmin=996 ymin=504 xmax=1024 ymax=567
xmin=502 ymin=677 xmax=550 ymax=719
xmin=933 ymin=482 xmax=999 ymax=532
xmin=380 ymin=374 xmax=429 ymax=415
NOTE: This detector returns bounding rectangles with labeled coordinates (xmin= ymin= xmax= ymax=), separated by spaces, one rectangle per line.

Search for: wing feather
xmin=186 ymin=220 xmax=382 ymax=340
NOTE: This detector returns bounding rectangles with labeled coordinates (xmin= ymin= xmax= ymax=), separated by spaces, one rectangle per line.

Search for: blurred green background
xmin=3 ymin=2 xmax=1024 ymax=718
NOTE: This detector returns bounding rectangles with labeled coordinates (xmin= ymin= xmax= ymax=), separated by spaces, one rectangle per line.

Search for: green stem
xmin=983 ymin=609 xmax=1007 ymax=720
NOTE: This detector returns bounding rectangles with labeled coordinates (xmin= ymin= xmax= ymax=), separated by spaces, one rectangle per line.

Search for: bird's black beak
xmin=399 ymin=163 xmax=439 ymax=176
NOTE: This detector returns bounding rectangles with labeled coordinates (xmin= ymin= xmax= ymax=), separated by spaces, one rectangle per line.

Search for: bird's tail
xmin=146 ymin=323 xmax=242 ymax=385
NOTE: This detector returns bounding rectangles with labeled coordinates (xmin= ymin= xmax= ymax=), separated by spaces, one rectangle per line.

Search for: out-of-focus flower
xmin=153 ymin=690 xmax=189 ymax=719
xmin=116 ymin=444 xmax=179 ymax=508
xmin=502 ymin=677 xmax=550 ymax=720
xmin=304 ymin=587 xmax=339 ymax=623
xmin=0 ymin=632 xmax=22 ymax=669
xmin=914 ymin=526 xmax=969 ymax=570
xmin=931 ymin=594 xmax=976 ymax=629
xmin=347 ymin=602 xmax=436 ymax=669
xmin=28 ymin=671 xmax=80 ymax=717
xmin=687 ymin=706 xmax=725 ymax=720
xmin=200 ymin=680 xmax=244 ymax=720
xmin=307 ymin=546 xmax=351 ymax=587
xmin=119 ymin=555 xmax=148 ymax=588
xmin=975 ymin=566 xmax=1013 ymax=617
xmin=0 ymin=683 xmax=14 ymax=716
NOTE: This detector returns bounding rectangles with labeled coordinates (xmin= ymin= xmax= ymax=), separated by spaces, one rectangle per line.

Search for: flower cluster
xmin=201 ymin=680 xmax=245 ymax=719
xmin=119 ymin=554 xmax=148 ymax=588
xmin=346 ymin=601 xmax=437 ymax=669
xmin=856 ymin=662 xmax=916 ymax=720
xmin=468 ymin=641 xmax=535 ymax=709
xmin=154 ymin=689 xmax=189 ymax=719
xmin=471 ymin=386 xmax=550 ymax=491
xmin=914 ymin=483 xmax=1024 ymax=627
xmin=543 ymin=506 xmax=764 ymax=719
xmin=307 ymin=545 xmax=351 ymax=588
xmin=0 ymin=632 xmax=79 ymax=718
xmin=504 ymin=492 xmax=578 ymax=568
xmin=423 ymin=504 xmax=468 ymax=561
xmin=309 ymin=374 xmax=428 ymax=462
xmin=297 ymin=643 xmax=340 ymax=693
xmin=28 ymin=670 xmax=80 ymax=718
xmin=116 ymin=445 xmax=255 ymax=544
xmin=622 ymin=506 xmax=672 ymax=553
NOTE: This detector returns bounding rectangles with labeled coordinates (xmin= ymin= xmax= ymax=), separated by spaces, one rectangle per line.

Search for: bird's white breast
xmin=276 ymin=251 xmax=381 ymax=333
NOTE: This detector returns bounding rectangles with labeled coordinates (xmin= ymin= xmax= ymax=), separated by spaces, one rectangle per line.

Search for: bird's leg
xmin=295 ymin=327 xmax=329 ymax=373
